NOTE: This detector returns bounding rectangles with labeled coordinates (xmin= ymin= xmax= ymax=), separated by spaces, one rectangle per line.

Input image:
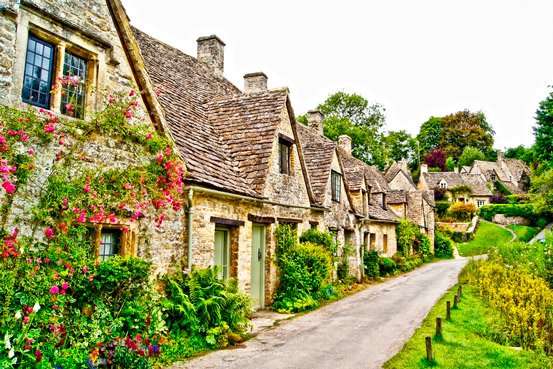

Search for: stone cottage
xmin=0 ymin=0 xmax=186 ymax=275
xmin=418 ymin=164 xmax=493 ymax=208
xmin=469 ymin=151 xmax=532 ymax=194
xmin=337 ymin=141 xmax=399 ymax=257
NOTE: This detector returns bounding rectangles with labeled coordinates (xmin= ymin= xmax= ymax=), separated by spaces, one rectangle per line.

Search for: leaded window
xmin=279 ymin=141 xmax=291 ymax=175
xmin=331 ymin=170 xmax=341 ymax=202
xmin=99 ymin=231 xmax=120 ymax=261
xmin=61 ymin=52 xmax=87 ymax=118
xmin=22 ymin=36 xmax=54 ymax=108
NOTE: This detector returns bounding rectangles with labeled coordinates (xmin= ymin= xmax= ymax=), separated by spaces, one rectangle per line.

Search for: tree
xmin=505 ymin=145 xmax=538 ymax=169
xmin=446 ymin=157 xmax=455 ymax=172
xmin=416 ymin=117 xmax=442 ymax=159
xmin=298 ymin=91 xmax=387 ymax=168
xmin=383 ymin=130 xmax=416 ymax=164
xmin=458 ymin=146 xmax=486 ymax=168
xmin=531 ymin=167 xmax=553 ymax=216
xmin=534 ymin=89 xmax=553 ymax=164
xmin=424 ymin=149 xmax=447 ymax=171
xmin=439 ymin=110 xmax=495 ymax=161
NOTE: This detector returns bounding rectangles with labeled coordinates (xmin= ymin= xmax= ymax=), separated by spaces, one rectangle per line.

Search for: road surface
xmin=168 ymin=257 xmax=468 ymax=369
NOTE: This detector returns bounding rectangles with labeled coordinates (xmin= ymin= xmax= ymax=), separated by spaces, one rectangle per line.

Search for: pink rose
xmin=62 ymin=282 xmax=69 ymax=290
xmin=50 ymin=286 xmax=59 ymax=294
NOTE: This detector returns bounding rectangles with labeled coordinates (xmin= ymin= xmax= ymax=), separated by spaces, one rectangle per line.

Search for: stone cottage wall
xmin=0 ymin=1 xmax=185 ymax=276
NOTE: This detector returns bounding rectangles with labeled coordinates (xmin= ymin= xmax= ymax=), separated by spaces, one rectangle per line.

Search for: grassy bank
xmin=384 ymin=284 xmax=550 ymax=368
xmin=507 ymin=225 xmax=541 ymax=243
xmin=457 ymin=221 xmax=512 ymax=256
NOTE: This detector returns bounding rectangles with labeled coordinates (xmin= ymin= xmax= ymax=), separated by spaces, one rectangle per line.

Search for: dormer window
xmin=439 ymin=179 xmax=447 ymax=189
xmin=331 ymin=170 xmax=341 ymax=202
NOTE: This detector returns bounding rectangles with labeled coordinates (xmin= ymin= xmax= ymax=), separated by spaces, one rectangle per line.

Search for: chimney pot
xmin=338 ymin=135 xmax=352 ymax=155
xmin=497 ymin=151 xmax=504 ymax=161
xmin=197 ymin=35 xmax=225 ymax=76
xmin=307 ymin=110 xmax=324 ymax=136
xmin=454 ymin=167 xmax=459 ymax=173
xmin=420 ymin=164 xmax=428 ymax=174
xmin=244 ymin=72 xmax=268 ymax=93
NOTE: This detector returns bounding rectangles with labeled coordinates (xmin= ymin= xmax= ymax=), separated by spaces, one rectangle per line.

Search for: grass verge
xmin=507 ymin=225 xmax=541 ymax=243
xmin=457 ymin=221 xmax=512 ymax=256
xmin=383 ymin=284 xmax=550 ymax=369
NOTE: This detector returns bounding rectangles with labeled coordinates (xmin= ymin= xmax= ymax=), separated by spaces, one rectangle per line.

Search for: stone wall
xmin=365 ymin=221 xmax=397 ymax=257
xmin=0 ymin=1 xmax=185 ymax=277
xmin=492 ymin=214 xmax=531 ymax=226
xmin=436 ymin=221 xmax=471 ymax=232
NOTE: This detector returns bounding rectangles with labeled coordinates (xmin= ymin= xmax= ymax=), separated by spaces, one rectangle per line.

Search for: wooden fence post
xmin=446 ymin=301 xmax=451 ymax=320
xmin=425 ymin=336 xmax=433 ymax=361
xmin=458 ymin=285 xmax=462 ymax=296
xmin=436 ymin=317 xmax=442 ymax=336
xmin=453 ymin=295 xmax=458 ymax=308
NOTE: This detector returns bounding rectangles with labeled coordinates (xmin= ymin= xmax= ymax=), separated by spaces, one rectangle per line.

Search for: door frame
xmin=214 ymin=226 xmax=230 ymax=279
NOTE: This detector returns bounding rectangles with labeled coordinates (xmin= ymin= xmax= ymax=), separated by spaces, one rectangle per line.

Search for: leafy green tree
xmin=439 ymin=110 xmax=495 ymax=161
xmin=416 ymin=117 xmax=442 ymax=158
xmin=298 ymin=91 xmax=387 ymax=168
xmin=534 ymin=89 xmax=553 ymax=164
xmin=531 ymin=167 xmax=553 ymax=216
xmin=446 ymin=157 xmax=455 ymax=172
xmin=458 ymin=146 xmax=486 ymax=168
xmin=383 ymin=130 xmax=416 ymax=164
xmin=505 ymin=145 xmax=538 ymax=169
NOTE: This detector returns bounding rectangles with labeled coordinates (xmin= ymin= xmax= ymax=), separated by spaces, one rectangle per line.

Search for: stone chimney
xmin=497 ymin=151 xmax=504 ymax=161
xmin=338 ymin=135 xmax=352 ymax=154
xmin=420 ymin=164 xmax=428 ymax=174
xmin=454 ymin=167 xmax=459 ymax=173
xmin=398 ymin=160 xmax=408 ymax=173
xmin=307 ymin=110 xmax=324 ymax=136
xmin=244 ymin=72 xmax=267 ymax=93
xmin=197 ymin=35 xmax=225 ymax=76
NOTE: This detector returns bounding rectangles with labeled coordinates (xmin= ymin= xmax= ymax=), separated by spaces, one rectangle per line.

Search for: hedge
xmin=478 ymin=204 xmax=536 ymax=221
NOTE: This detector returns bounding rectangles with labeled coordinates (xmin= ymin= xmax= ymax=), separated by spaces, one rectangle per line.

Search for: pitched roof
xmin=384 ymin=161 xmax=417 ymax=189
xmin=422 ymin=172 xmax=465 ymax=189
xmin=462 ymin=174 xmax=493 ymax=197
xmin=207 ymin=90 xmax=288 ymax=194
xmin=421 ymin=190 xmax=436 ymax=208
xmin=473 ymin=160 xmax=510 ymax=182
xmin=386 ymin=190 xmax=407 ymax=204
xmin=296 ymin=124 xmax=337 ymax=204
xmin=366 ymin=166 xmax=391 ymax=193
xmin=502 ymin=158 xmax=531 ymax=182
xmin=422 ymin=172 xmax=492 ymax=197
xmin=367 ymin=203 xmax=400 ymax=222
xmin=337 ymin=147 xmax=367 ymax=191
xmin=132 ymin=27 xmax=261 ymax=196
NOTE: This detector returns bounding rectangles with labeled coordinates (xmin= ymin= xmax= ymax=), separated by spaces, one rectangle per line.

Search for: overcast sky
xmin=122 ymin=0 xmax=553 ymax=150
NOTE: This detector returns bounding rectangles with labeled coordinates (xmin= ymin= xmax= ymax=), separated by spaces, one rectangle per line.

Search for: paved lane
xmin=169 ymin=258 xmax=468 ymax=369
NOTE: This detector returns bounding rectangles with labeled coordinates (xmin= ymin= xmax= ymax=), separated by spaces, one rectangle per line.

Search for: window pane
xmin=61 ymin=52 xmax=87 ymax=119
xmin=21 ymin=36 xmax=53 ymax=109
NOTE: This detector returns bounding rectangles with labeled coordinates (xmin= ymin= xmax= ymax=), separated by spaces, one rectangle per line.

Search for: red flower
xmin=35 ymin=349 xmax=43 ymax=362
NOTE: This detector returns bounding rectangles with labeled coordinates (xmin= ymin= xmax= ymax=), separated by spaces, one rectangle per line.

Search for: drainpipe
xmin=359 ymin=218 xmax=365 ymax=280
xmin=187 ymin=188 xmax=194 ymax=268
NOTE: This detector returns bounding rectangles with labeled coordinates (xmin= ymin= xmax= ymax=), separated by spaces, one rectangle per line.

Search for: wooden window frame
xmin=92 ymin=224 xmax=135 ymax=261
xmin=21 ymin=35 xmax=55 ymax=109
xmin=331 ymin=170 xmax=341 ymax=202
xmin=279 ymin=140 xmax=292 ymax=175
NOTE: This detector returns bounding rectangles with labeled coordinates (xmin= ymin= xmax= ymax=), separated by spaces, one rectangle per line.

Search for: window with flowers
xmin=21 ymin=33 xmax=90 ymax=118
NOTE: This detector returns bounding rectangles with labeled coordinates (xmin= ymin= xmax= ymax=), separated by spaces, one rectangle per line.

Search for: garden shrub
xmin=537 ymin=217 xmax=550 ymax=229
xmin=474 ymin=261 xmax=553 ymax=352
xmin=490 ymin=193 xmax=509 ymax=204
xmin=363 ymin=250 xmax=380 ymax=280
xmin=477 ymin=204 xmax=536 ymax=221
xmin=379 ymin=257 xmax=396 ymax=276
xmin=435 ymin=201 xmax=451 ymax=217
xmin=299 ymin=228 xmax=334 ymax=251
xmin=414 ymin=233 xmax=432 ymax=262
xmin=449 ymin=202 xmax=476 ymax=222
xmin=396 ymin=218 xmax=418 ymax=256
xmin=434 ymin=231 xmax=454 ymax=258
xmin=494 ymin=180 xmax=513 ymax=195
xmin=337 ymin=242 xmax=355 ymax=281
xmin=272 ymin=224 xmax=333 ymax=313
xmin=163 ymin=267 xmax=251 ymax=347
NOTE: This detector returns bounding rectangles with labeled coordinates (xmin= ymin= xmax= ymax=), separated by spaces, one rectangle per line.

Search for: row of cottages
xmin=418 ymin=164 xmax=493 ymax=207
xmin=0 ymin=0 xmax=435 ymax=309
xmin=462 ymin=151 xmax=532 ymax=194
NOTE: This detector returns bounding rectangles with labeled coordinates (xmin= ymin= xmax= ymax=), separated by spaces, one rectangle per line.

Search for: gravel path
xmin=167 ymin=258 xmax=468 ymax=369
xmin=530 ymin=222 xmax=553 ymax=243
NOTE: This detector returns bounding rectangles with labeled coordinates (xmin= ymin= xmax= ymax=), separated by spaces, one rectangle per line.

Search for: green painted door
xmin=250 ymin=224 xmax=266 ymax=309
xmin=214 ymin=228 xmax=229 ymax=279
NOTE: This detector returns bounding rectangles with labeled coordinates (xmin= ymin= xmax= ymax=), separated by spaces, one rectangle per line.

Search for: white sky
xmin=122 ymin=0 xmax=553 ymax=150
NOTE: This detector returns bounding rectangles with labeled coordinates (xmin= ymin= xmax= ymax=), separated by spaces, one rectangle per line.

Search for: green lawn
xmin=457 ymin=221 xmax=513 ymax=256
xmin=507 ymin=225 xmax=541 ymax=243
xmin=384 ymin=285 xmax=550 ymax=369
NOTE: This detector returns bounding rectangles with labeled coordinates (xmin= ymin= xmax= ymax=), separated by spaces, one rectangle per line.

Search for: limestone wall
xmin=492 ymin=214 xmax=531 ymax=226
xmin=365 ymin=222 xmax=397 ymax=257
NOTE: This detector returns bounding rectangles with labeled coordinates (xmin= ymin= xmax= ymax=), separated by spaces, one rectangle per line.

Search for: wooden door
xmin=214 ymin=228 xmax=229 ymax=279
xmin=250 ymin=224 xmax=266 ymax=309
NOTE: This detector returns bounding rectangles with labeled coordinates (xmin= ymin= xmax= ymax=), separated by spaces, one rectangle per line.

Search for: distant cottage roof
xmin=386 ymin=190 xmax=407 ymax=204
xmin=384 ymin=161 xmax=417 ymax=189
xmin=365 ymin=166 xmax=391 ymax=193
xmin=422 ymin=172 xmax=492 ymax=197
